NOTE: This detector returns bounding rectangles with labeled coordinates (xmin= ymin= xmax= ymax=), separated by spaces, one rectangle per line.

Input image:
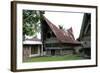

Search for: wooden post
xmin=60 ymin=49 xmax=63 ymax=55
xmin=41 ymin=45 xmax=43 ymax=56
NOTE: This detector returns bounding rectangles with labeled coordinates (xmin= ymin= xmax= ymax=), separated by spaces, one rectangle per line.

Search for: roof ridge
xmin=43 ymin=15 xmax=80 ymax=44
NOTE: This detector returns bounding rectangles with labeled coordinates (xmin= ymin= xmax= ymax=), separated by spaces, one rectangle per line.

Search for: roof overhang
xmin=23 ymin=40 xmax=42 ymax=45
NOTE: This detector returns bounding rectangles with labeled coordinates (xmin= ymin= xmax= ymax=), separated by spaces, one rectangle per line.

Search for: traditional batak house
xmin=77 ymin=13 xmax=91 ymax=59
xmin=23 ymin=38 xmax=43 ymax=61
xmin=41 ymin=16 xmax=81 ymax=56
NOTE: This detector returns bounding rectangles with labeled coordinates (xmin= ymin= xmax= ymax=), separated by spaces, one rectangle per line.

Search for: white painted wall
xmin=0 ymin=0 xmax=100 ymax=73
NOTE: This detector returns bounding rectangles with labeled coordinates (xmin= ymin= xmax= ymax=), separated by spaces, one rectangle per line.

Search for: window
xmin=31 ymin=46 xmax=38 ymax=54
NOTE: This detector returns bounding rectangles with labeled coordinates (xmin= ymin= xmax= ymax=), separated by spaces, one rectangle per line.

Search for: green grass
xmin=24 ymin=55 xmax=84 ymax=62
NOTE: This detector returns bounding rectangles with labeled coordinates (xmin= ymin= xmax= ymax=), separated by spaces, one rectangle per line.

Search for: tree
xmin=23 ymin=10 xmax=41 ymax=40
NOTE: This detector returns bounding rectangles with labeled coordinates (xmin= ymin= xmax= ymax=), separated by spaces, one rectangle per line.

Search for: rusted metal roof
xmin=43 ymin=16 xmax=80 ymax=45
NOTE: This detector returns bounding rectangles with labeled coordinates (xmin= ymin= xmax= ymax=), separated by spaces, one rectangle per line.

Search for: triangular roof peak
xmin=43 ymin=15 xmax=80 ymax=45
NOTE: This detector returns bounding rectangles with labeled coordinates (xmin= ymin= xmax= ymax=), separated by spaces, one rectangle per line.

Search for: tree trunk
xmin=23 ymin=35 xmax=25 ymax=41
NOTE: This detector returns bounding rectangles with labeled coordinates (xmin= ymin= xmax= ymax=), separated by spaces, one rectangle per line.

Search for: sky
xmin=44 ymin=11 xmax=84 ymax=39
xmin=26 ymin=11 xmax=84 ymax=40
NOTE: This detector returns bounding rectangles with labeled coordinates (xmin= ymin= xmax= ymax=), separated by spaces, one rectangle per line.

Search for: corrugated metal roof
xmin=23 ymin=38 xmax=42 ymax=45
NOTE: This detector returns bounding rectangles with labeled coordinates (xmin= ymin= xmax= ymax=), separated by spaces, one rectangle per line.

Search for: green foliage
xmin=23 ymin=10 xmax=41 ymax=37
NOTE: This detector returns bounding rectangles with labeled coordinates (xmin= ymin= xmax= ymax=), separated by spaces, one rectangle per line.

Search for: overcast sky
xmin=27 ymin=11 xmax=84 ymax=40
xmin=44 ymin=11 xmax=84 ymax=39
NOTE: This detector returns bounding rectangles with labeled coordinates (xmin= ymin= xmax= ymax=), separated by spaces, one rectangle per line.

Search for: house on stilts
xmin=77 ymin=13 xmax=91 ymax=59
xmin=41 ymin=16 xmax=81 ymax=56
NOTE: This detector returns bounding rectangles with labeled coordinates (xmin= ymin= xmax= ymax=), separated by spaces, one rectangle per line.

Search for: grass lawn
xmin=24 ymin=55 xmax=84 ymax=62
